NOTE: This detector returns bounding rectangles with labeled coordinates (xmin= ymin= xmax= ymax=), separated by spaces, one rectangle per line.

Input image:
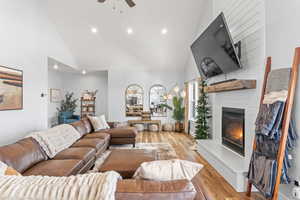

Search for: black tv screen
xmin=191 ymin=12 xmax=242 ymax=78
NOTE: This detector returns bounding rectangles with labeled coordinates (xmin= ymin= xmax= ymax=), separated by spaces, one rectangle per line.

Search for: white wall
xmin=62 ymin=71 xmax=108 ymax=117
xmin=48 ymin=69 xmax=108 ymax=126
xmin=266 ymin=0 xmax=300 ymax=198
xmin=48 ymin=68 xmax=64 ymax=127
xmin=185 ymin=0 xmax=265 ymax=160
xmin=184 ymin=1 xmax=213 ymax=81
xmin=108 ymin=69 xmax=184 ymax=122
xmin=0 ymin=0 xmax=77 ymax=145
xmin=210 ymin=0 xmax=266 ymax=161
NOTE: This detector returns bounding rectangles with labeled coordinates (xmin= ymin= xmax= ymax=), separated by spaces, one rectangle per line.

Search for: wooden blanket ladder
xmin=246 ymin=47 xmax=300 ymax=200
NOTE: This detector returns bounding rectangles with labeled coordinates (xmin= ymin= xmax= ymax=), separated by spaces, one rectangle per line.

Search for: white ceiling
xmin=46 ymin=0 xmax=206 ymax=71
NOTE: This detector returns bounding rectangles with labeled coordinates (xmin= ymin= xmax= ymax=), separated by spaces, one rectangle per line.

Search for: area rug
xmin=110 ymin=143 xmax=178 ymax=160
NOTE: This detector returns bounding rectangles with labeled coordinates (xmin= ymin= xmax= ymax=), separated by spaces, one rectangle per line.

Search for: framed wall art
xmin=0 ymin=65 xmax=23 ymax=111
xmin=50 ymin=89 xmax=61 ymax=103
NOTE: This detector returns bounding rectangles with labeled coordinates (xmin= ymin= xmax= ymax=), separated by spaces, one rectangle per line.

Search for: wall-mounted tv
xmin=191 ymin=12 xmax=242 ymax=78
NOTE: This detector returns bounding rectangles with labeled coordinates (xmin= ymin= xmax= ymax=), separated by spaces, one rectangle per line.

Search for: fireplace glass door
xmin=222 ymin=107 xmax=245 ymax=156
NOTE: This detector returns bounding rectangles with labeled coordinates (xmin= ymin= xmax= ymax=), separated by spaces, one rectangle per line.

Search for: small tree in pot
xmin=160 ymin=96 xmax=185 ymax=132
xmin=195 ymin=78 xmax=210 ymax=139
xmin=172 ymin=96 xmax=185 ymax=132
xmin=57 ymin=92 xmax=78 ymax=116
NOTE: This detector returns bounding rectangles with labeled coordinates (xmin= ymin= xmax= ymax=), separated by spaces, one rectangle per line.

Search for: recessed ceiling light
xmin=82 ymin=70 xmax=87 ymax=75
xmin=53 ymin=64 xmax=58 ymax=70
xmin=127 ymin=28 xmax=133 ymax=35
xmin=161 ymin=28 xmax=168 ymax=35
xmin=91 ymin=27 xmax=98 ymax=34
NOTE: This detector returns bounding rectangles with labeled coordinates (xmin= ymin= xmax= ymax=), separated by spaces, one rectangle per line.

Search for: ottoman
xmin=134 ymin=124 xmax=144 ymax=132
xmin=98 ymin=149 xmax=157 ymax=178
xmin=104 ymin=127 xmax=138 ymax=147
xmin=149 ymin=124 xmax=159 ymax=132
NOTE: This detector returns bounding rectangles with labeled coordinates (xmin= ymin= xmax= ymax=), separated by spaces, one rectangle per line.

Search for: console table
xmin=128 ymin=120 xmax=162 ymax=132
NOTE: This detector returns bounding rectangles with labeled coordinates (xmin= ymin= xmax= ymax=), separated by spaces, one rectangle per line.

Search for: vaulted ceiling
xmin=46 ymin=0 xmax=205 ymax=71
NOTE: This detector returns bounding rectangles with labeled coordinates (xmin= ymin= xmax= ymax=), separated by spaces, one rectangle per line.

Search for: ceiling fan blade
xmin=124 ymin=0 xmax=136 ymax=7
xmin=98 ymin=0 xmax=106 ymax=2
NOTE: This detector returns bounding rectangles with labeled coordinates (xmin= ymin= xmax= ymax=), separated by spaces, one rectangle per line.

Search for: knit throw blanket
xmin=0 ymin=172 xmax=121 ymax=200
xmin=28 ymin=124 xmax=81 ymax=158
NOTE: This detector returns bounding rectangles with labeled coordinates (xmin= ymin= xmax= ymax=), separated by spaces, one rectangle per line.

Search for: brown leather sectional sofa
xmin=0 ymin=118 xmax=200 ymax=200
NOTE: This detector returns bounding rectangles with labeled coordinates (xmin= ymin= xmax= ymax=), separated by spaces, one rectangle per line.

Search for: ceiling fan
xmin=98 ymin=0 xmax=136 ymax=8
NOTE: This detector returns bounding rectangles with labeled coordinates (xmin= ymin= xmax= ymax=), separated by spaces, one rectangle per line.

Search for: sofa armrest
xmin=116 ymin=179 xmax=197 ymax=200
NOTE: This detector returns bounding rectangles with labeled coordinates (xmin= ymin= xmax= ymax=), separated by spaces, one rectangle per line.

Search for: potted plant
xmin=57 ymin=92 xmax=79 ymax=124
xmin=195 ymin=78 xmax=211 ymax=139
xmin=172 ymin=96 xmax=185 ymax=132
xmin=160 ymin=96 xmax=185 ymax=132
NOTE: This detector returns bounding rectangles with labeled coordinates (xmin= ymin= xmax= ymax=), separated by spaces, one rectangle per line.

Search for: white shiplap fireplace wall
xmin=197 ymin=0 xmax=267 ymax=193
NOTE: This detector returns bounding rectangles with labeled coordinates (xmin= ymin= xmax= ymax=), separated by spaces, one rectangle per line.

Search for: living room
xmin=0 ymin=0 xmax=300 ymax=200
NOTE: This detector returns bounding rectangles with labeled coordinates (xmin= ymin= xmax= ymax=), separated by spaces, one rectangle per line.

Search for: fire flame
xmin=226 ymin=122 xmax=243 ymax=143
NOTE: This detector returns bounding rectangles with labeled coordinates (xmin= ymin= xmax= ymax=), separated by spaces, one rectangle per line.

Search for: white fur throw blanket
xmin=28 ymin=124 xmax=81 ymax=158
xmin=0 ymin=172 xmax=121 ymax=200
xmin=133 ymin=159 xmax=203 ymax=181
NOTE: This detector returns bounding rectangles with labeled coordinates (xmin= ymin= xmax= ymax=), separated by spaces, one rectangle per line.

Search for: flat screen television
xmin=191 ymin=12 xmax=242 ymax=78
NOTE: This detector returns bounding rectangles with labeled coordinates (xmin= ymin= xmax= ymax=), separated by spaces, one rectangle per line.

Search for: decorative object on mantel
xmin=246 ymin=48 xmax=300 ymax=200
xmin=57 ymin=92 xmax=80 ymax=124
xmin=0 ymin=65 xmax=23 ymax=111
xmin=195 ymin=78 xmax=211 ymax=139
xmin=50 ymin=89 xmax=61 ymax=103
xmin=204 ymin=79 xmax=256 ymax=93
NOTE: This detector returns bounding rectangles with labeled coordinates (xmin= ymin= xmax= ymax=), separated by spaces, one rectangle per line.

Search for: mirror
xmin=125 ymin=84 xmax=144 ymax=117
xmin=149 ymin=84 xmax=167 ymax=117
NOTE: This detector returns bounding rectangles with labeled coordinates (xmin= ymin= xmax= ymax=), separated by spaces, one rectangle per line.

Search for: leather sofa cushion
xmin=71 ymin=138 xmax=105 ymax=150
xmin=53 ymin=147 xmax=95 ymax=163
xmin=105 ymin=127 xmax=137 ymax=138
xmin=116 ymin=179 xmax=197 ymax=200
xmin=0 ymin=138 xmax=47 ymax=173
xmin=23 ymin=159 xmax=83 ymax=176
xmin=110 ymin=138 xmax=135 ymax=145
xmin=99 ymin=149 xmax=156 ymax=178
xmin=84 ymin=132 xmax=110 ymax=141
xmin=70 ymin=120 xmax=89 ymax=136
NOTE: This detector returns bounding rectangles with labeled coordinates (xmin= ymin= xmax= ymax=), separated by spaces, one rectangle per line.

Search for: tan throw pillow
xmin=88 ymin=115 xmax=107 ymax=131
xmin=133 ymin=159 xmax=203 ymax=181
xmin=0 ymin=161 xmax=21 ymax=176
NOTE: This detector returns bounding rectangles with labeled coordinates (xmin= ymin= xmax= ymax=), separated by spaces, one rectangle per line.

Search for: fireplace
xmin=222 ymin=107 xmax=245 ymax=156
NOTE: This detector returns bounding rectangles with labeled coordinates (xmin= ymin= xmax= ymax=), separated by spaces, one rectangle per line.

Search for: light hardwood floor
xmin=136 ymin=131 xmax=265 ymax=200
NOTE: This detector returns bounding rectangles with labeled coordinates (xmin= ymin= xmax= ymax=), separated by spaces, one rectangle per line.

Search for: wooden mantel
xmin=204 ymin=79 xmax=257 ymax=93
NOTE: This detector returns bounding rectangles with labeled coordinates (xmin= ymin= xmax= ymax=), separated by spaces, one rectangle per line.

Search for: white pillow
xmin=88 ymin=115 xmax=107 ymax=131
xmin=100 ymin=115 xmax=110 ymax=129
xmin=133 ymin=159 xmax=203 ymax=181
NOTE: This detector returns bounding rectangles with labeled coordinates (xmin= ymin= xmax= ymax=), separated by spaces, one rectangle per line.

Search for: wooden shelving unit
xmin=204 ymin=79 xmax=256 ymax=93
xmin=81 ymin=97 xmax=96 ymax=118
